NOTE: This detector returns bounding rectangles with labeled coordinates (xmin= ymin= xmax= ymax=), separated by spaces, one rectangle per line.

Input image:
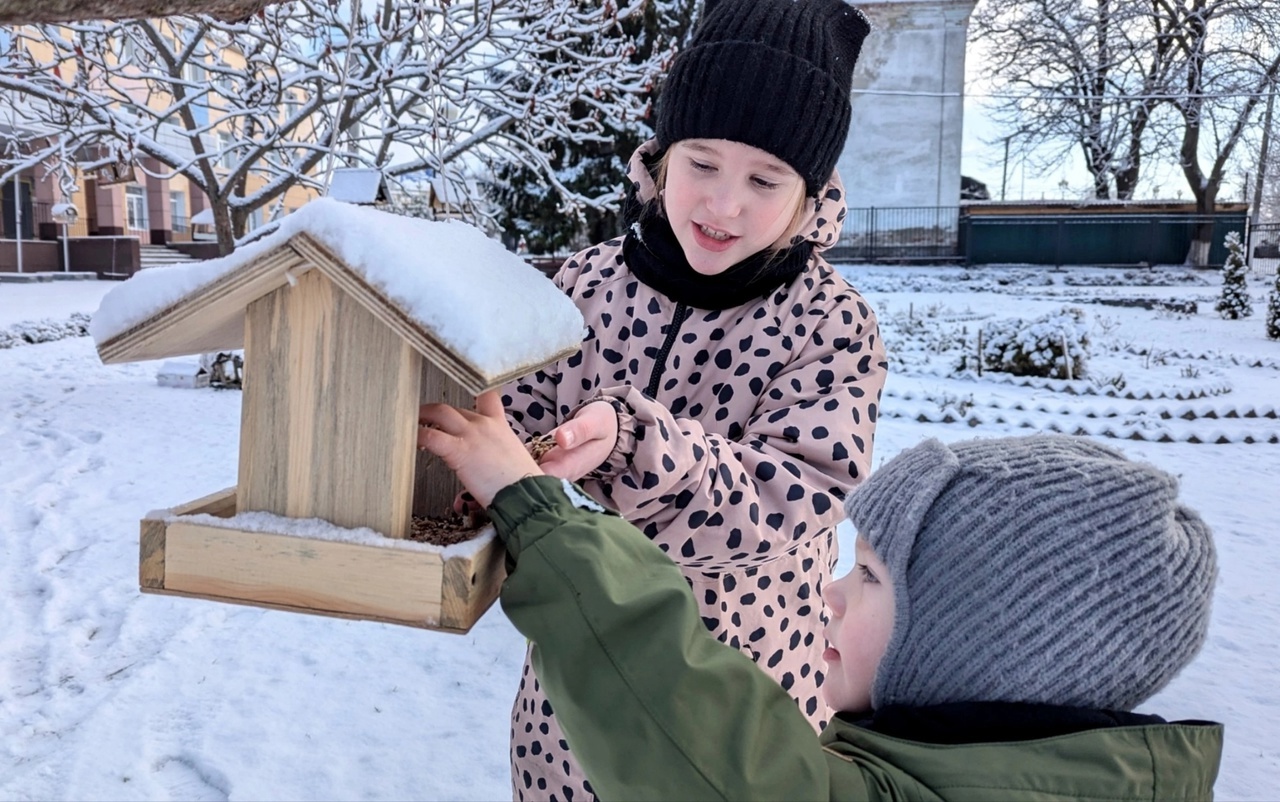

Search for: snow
xmin=2 ymin=265 xmax=1278 ymax=800
xmin=178 ymin=511 xmax=496 ymax=561
xmin=89 ymin=199 xmax=585 ymax=377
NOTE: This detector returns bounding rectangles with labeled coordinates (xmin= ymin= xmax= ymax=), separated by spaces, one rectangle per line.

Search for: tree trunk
xmin=1186 ymin=185 xmax=1220 ymax=268
xmin=213 ymin=203 xmax=235 ymax=256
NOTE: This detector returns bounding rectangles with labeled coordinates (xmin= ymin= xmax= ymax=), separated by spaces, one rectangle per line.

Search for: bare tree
xmin=0 ymin=0 xmax=665 ymax=254
xmin=1157 ymin=0 xmax=1280 ymax=264
xmin=972 ymin=0 xmax=1177 ymax=199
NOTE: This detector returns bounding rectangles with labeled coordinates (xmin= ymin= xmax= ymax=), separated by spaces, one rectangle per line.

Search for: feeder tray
xmin=140 ymin=487 xmax=506 ymax=632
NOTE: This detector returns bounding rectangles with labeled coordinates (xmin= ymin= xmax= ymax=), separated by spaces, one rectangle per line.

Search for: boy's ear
xmin=844 ymin=439 xmax=960 ymax=575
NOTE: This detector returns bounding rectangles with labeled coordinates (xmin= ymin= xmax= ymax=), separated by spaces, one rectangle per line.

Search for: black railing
xmin=1248 ymin=221 xmax=1280 ymax=276
xmin=831 ymin=207 xmax=962 ymax=262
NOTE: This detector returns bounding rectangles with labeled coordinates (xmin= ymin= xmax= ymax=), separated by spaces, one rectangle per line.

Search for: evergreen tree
xmin=1266 ymin=269 xmax=1280 ymax=340
xmin=490 ymin=0 xmax=699 ymax=254
xmin=1215 ymin=231 xmax=1252 ymax=319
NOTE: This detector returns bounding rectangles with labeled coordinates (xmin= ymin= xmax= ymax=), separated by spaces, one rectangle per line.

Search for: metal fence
xmin=2 ymin=200 xmax=90 ymax=239
xmin=830 ymin=206 xmax=1247 ymax=266
xmin=831 ymin=206 xmax=962 ymax=262
xmin=1248 ymin=221 xmax=1280 ymax=277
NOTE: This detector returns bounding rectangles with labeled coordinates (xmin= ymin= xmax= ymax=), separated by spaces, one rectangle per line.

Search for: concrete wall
xmin=838 ymin=0 xmax=976 ymax=210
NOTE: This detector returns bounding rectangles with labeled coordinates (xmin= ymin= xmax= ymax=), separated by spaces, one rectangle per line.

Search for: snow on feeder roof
xmin=91 ymin=198 xmax=585 ymax=393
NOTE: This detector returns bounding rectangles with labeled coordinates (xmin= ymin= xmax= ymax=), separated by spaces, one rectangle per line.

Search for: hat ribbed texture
xmin=845 ymin=435 xmax=1217 ymax=711
xmin=656 ymin=0 xmax=871 ymax=196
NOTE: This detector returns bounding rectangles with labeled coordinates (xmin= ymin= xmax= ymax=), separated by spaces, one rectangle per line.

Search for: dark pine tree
xmin=490 ymin=0 xmax=698 ymax=254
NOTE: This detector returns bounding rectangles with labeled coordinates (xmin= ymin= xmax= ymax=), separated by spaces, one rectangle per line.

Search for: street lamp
xmin=51 ymin=202 xmax=77 ymax=273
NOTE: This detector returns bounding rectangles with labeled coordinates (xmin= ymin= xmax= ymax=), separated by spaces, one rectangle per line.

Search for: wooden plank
xmin=139 ymin=516 xmax=167 ymax=590
xmin=414 ymin=362 xmax=472 ymax=518
xmin=170 ymin=487 xmax=238 ymax=517
xmin=238 ymin=269 xmax=419 ymax=538
xmin=163 ymin=520 xmax=447 ymax=625
xmin=439 ymin=538 xmax=507 ymax=631
xmin=97 ymin=246 xmax=306 ymax=365
xmin=291 ymin=234 xmax=579 ymax=395
xmin=139 ymin=488 xmax=237 ymax=590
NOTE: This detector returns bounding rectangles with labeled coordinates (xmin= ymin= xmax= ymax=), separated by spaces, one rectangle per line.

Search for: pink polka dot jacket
xmin=500 ymin=143 xmax=888 ymax=801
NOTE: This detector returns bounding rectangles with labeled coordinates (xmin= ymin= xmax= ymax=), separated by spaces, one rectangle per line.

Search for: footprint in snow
xmin=152 ymin=754 xmax=231 ymax=802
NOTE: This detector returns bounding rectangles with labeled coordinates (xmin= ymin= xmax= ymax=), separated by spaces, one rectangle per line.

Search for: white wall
xmin=838 ymin=0 xmax=976 ymax=210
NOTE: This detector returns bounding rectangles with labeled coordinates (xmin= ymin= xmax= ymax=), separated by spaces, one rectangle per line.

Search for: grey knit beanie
xmin=844 ymin=435 xmax=1217 ymax=712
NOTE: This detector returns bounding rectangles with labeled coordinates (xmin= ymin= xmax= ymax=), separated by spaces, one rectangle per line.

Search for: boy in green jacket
xmin=419 ymin=393 xmax=1223 ymax=801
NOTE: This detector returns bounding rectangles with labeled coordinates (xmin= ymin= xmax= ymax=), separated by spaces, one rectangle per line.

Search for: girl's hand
xmin=536 ymin=400 xmax=619 ymax=482
xmin=418 ymin=391 xmax=542 ymax=508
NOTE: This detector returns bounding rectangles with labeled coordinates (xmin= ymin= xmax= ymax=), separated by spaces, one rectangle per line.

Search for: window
xmin=284 ymin=91 xmax=299 ymax=120
xmin=184 ymin=58 xmax=205 ymax=84
xmin=170 ymin=191 xmax=187 ymax=232
xmin=218 ymin=132 xmax=235 ymax=170
xmin=125 ymin=186 xmax=148 ymax=231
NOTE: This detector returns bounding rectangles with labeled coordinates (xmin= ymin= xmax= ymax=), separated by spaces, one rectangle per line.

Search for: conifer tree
xmin=1215 ymin=231 xmax=1252 ymax=319
xmin=1266 ymin=269 xmax=1280 ymax=340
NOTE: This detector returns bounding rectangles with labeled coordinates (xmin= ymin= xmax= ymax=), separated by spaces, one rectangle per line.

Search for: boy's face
xmin=662 ymin=138 xmax=805 ymax=276
xmin=821 ymin=538 xmax=895 ymax=715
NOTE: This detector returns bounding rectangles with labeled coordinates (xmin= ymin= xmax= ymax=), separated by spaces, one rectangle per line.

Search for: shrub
xmin=980 ymin=306 xmax=1090 ymax=379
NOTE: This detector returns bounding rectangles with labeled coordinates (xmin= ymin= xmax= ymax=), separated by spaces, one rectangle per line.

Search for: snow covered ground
xmin=1 ymin=265 xmax=1277 ymax=800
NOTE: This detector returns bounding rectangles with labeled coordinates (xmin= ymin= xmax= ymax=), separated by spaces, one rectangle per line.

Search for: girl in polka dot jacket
xmin=500 ymin=1 xmax=886 ymax=798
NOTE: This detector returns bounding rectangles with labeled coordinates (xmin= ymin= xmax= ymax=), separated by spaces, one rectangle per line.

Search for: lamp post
xmin=51 ymin=203 xmax=77 ymax=273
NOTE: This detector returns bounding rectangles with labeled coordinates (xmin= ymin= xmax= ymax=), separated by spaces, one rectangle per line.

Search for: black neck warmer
xmin=622 ymin=201 xmax=813 ymax=311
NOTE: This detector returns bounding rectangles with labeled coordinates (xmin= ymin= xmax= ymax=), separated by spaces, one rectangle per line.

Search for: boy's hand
xmin=418 ymin=391 xmax=542 ymax=508
xmin=536 ymin=400 xmax=619 ymax=482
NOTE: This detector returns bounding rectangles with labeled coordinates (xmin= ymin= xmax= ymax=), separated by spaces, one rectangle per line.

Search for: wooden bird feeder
xmin=91 ymin=199 xmax=583 ymax=633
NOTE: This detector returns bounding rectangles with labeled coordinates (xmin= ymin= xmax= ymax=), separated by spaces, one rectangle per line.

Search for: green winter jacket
xmin=488 ymin=476 xmax=1224 ymax=802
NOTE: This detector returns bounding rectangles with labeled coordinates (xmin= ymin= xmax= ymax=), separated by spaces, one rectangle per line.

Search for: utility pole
xmin=1001 ymin=136 xmax=1011 ymax=201
xmin=1253 ymin=80 xmax=1276 ymax=226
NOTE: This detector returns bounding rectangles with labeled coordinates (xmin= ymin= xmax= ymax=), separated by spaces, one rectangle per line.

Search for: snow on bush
xmin=1215 ymin=232 xmax=1252 ymax=320
xmin=0 ymin=312 xmax=91 ymax=349
xmin=980 ymin=306 xmax=1091 ymax=379
xmin=1267 ymin=270 xmax=1280 ymax=340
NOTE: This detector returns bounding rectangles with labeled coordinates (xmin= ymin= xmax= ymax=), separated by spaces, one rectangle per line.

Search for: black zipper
xmin=644 ymin=302 xmax=690 ymax=398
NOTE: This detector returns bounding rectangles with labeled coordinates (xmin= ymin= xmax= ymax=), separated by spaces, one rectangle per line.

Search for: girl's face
xmin=662 ymin=139 xmax=805 ymax=275
xmin=821 ymin=538 xmax=895 ymax=715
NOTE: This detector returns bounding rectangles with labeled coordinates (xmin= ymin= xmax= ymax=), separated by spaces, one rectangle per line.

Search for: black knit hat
xmin=656 ymin=0 xmax=871 ymax=196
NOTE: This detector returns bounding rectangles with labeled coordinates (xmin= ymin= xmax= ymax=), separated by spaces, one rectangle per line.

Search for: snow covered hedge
xmin=0 ymin=312 xmax=91 ymax=349
xmin=980 ymin=306 xmax=1091 ymax=379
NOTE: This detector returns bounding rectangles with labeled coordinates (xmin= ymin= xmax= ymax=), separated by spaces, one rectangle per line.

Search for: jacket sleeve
xmin=501 ymin=253 xmax=592 ymax=441
xmin=489 ymin=475 xmax=847 ymax=802
xmin=585 ymin=294 xmax=887 ymax=573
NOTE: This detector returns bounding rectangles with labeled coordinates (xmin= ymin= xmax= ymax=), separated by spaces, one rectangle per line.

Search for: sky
xmin=1 ymin=258 xmax=1277 ymax=800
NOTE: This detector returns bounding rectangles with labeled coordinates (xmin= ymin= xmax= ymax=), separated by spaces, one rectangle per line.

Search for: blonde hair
xmin=652 ymin=151 xmax=810 ymax=256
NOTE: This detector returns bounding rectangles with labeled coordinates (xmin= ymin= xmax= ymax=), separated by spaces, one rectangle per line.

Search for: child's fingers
xmin=475 ymin=390 xmax=504 ymax=419
xmin=417 ymin=421 xmax=461 ymax=456
xmin=553 ymin=419 xmax=584 ymax=450
xmin=418 ymin=402 xmax=469 ymax=434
